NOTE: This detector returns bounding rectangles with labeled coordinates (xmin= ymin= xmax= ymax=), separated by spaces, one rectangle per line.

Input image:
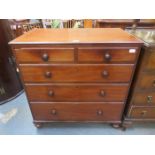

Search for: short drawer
xmin=129 ymin=107 xmax=155 ymax=119
xmin=19 ymin=64 xmax=134 ymax=83
xmin=25 ymin=84 xmax=128 ymax=102
xmin=78 ymin=48 xmax=138 ymax=63
xmin=136 ymin=73 xmax=155 ymax=90
xmin=30 ymin=102 xmax=123 ymax=121
xmin=15 ymin=48 xmax=74 ymax=63
xmin=132 ymin=91 xmax=155 ymax=106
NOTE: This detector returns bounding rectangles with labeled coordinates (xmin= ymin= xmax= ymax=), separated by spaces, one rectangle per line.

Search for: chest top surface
xmin=9 ymin=28 xmax=143 ymax=45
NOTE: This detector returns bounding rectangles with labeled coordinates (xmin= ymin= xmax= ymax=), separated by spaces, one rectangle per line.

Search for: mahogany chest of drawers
xmin=123 ymin=29 xmax=155 ymax=128
xmin=9 ymin=28 xmax=142 ymax=128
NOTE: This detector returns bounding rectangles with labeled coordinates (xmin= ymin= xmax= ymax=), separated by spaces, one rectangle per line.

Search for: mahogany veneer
xmin=9 ymin=28 xmax=143 ymax=128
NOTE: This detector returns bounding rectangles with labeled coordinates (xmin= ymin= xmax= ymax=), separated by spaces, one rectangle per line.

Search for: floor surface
xmin=0 ymin=92 xmax=155 ymax=135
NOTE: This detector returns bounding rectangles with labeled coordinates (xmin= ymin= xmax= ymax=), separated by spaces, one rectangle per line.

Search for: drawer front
xmin=142 ymin=49 xmax=155 ymax=71
xmin=20 ymin=64 xmax=133 ymax=83
xmin=30 ymin=102 xmax=123 ymax=121
xmin=26 ymin=84 xmax=128 ymax=102
xmin=132 ymin=91 xmax=155 ymax=106
xmin=78 ymin=48 xmax=138 ymax=63
xmin=136 ymin=73 xmax=155 ymax=90
xmin=15 ymin=48 xmax=74 ymax=63
xmin=129 ymin=107 xmax=155 ymax=119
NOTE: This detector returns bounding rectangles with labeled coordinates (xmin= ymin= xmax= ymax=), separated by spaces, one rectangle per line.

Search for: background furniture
xmin=0 ymin=19 xmax=23 ymax=104
xmin=42 ymin=19 xmax=84 ymax=28
xmin=84 ymin=19 xmax=93 ymax=28
xmin=123 ymin=29 xmax=155 ymax=128
xmin=10 ymin=19 xmax=93 ymax=37
xmin=10 ymin=28 xmax=142 ymax=128
xmin=96 ymin=19 xmax=155 ymax=29
xmin=9 ymin=19 xmax=43 ymax=37
xmin=9 ymin=19 xmax=155 ymax=38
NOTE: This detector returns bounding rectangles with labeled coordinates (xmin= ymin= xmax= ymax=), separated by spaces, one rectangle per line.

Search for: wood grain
xmin=132 ymin=91 xmax=155 ymax=106
xmin=141 ymin=49 xmax=155 ymax=71
xmin=19 ymin=64 xmax=134 ymax=83
xmin=78 ymin=48 xmax=138 ymax=63
xmin=130 ymin=107 xmax=155 ymax=118
xmin=9 ymin=28 xmax=143 ymax=44
xmin=15 ymin=48 xmax=74 ymax=63
xmin=30 ymin=102 xmax=124 ymax=121
xmin=25 ymin=84 xmax=129 ymax=102
xmin=136 ymin=73 xmax=155 ymax=90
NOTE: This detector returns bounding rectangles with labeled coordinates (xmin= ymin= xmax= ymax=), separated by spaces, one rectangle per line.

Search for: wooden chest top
xmin=9 ymin=28 xmax=143 ymax=45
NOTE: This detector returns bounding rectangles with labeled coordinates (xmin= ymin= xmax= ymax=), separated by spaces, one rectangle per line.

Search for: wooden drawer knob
xmin=45 ymin=71 xmax=52 ymax=78
xmin=102 ymin=70 xmax=109 ymax=77
xmin=100 ymin=90 xmax=105 ymax=97
xmin=141 ymin=110 xmax=147 ymax=117
xmin=104 ymin=53 xmax=111 ymax=61
xmin=48 ymin=90 xmax=54 ymax=97
xmin=42 ymin=53 xmax=49 ymax=61
xmin=51 ymin=109 xmax=57 ymax=115
xmin=97 ymin=109 xmax=103 ymax=115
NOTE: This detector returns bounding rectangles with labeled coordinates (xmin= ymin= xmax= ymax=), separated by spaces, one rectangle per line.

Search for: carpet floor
xmin=0 ymin=92 xmax=155 ymax=135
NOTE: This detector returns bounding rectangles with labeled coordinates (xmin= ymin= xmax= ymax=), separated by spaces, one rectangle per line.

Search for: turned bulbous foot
xmin=34 ymin=122 xmax=43 ymax=128
xmin=111 ymin=123 xmax=121 ymax=129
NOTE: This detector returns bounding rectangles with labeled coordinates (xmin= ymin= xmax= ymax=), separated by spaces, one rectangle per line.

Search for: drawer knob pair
xmin=45 ymin=71 xmax=52 ymax=78
xmin=42 ymin=53 xmax=49 ymax=61
xmin=104 ymin=53 xmax=111 ymax=62
xmin=97 ymin=109 xmax=103 ymax=115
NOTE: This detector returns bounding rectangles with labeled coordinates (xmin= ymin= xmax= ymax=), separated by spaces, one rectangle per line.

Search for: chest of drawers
xmin=123 ymin=29 xmax=155 ymax=128
xmin=9 ymin=28 xmax=142 ymax=128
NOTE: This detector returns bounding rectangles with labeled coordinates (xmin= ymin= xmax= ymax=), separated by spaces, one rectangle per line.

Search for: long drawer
xmin=78 ymin=48 xmax=138 ymax=63
xmin=129 ymin=106 xmax=155 ymax=119
xmin=15 ymin=48 xmax=74 ymax=63
xmin=30 ymin=102 xmax=123 ymax=121
xmin=19 ymin=64 xmax=134 ymax=83
xmin=25 ymin=84 xmax=128 ymax=102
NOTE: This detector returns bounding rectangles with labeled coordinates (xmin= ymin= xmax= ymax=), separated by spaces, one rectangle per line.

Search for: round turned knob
xmin=48 ymin=90 xmax=54 ymax=97
xmin=100 ymin=90 xmax=105 ymax=97
xmin=102 ymin=70 xmax=109 ymax=77
xmin=42 ymin=53 xmax=49 ymax=61
xmin=141 ymin=110 xmax=147 ymax=117
xmin=97 ymin=109 xmax=103 ymax=115
xmin=51 ymin=109 xmax=57 ymax=115
xmin=104 ymin=53 xmax=111 ymax=61
xmin=45 ymin=71 xmax=52 ymax=78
